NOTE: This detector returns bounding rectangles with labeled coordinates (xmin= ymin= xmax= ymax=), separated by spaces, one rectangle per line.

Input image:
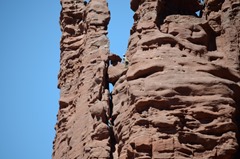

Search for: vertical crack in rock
xmin=54 ymin=0 xmax=240 ymax=158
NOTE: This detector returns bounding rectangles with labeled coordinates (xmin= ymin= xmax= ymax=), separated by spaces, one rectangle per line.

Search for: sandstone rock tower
xmin=53 ymin=0 xmax=240 ymax=158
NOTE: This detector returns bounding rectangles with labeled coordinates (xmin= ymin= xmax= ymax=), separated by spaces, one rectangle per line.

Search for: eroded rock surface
xmin=111 ymin=0 xmax=240 ymax=158
xmin=53 ymin=0 xmax=112 ymax=158
xmin=53 ymin=0 xmax=240 ymax=158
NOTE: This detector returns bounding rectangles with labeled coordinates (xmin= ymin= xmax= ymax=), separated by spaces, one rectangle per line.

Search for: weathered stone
xmin=53 ymin=0 xmax=111 ymax=159
xmin=108 ymin=63 xmax=127 ymax=85
xmin=53 ymin=0 xmax=240 ymax=158
xmin=108 ymin=53 xmax=122 ymax=66
xmin=112 ymin=0 xmax=240 ymax=158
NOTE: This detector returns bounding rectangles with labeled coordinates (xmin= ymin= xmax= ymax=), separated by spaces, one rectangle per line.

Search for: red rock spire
xmin=53 ymin=0 xmax=112 ymax=158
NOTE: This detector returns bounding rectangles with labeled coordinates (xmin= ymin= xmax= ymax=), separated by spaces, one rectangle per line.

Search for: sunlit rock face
xmin=53 ymin=0 xmax=240 ymax=158
xmin=53 ymin=0 xmax=112 ymax=158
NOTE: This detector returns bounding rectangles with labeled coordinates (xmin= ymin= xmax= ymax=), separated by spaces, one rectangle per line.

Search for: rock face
xmin=53 ymin=0 xmax=240 ymax=158
xmin=53 ymin=0 xmax=112 ymax=158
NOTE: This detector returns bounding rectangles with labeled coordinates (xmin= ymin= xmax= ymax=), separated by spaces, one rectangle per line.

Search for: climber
xmin=123 ymin=55 xmax=129 ymax=68
xmin=107 ymin=118 xmax=113 ymax=128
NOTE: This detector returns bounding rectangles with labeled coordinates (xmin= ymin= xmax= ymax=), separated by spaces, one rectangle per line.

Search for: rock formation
xmin=53 ymin=0 xmax=112 ymax=158
xmin=53 ymin=0 xmax=240 ymax=158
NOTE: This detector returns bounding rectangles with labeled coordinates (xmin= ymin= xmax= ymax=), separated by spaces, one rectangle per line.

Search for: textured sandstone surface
xmin=53 ymin=0 xmax=240 ymax=158
xmin=53 ymin=0 xmax=112 ymax=158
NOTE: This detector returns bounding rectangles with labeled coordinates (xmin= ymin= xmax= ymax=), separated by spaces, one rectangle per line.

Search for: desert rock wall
xmin=53 ymin=0 xmax=112 ymax=158
xmin=53 ymin=0 xmax=240 ymax=158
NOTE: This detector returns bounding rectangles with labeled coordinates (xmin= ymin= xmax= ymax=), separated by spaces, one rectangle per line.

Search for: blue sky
xmin=0 ymin=0 xmax=133 ymax=159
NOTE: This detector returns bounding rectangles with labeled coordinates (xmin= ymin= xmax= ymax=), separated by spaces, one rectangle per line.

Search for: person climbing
xmin=123 ymin=55 xmax=129 ymax=68
xmin=107 ymin=118 xmax=113 ymax=128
